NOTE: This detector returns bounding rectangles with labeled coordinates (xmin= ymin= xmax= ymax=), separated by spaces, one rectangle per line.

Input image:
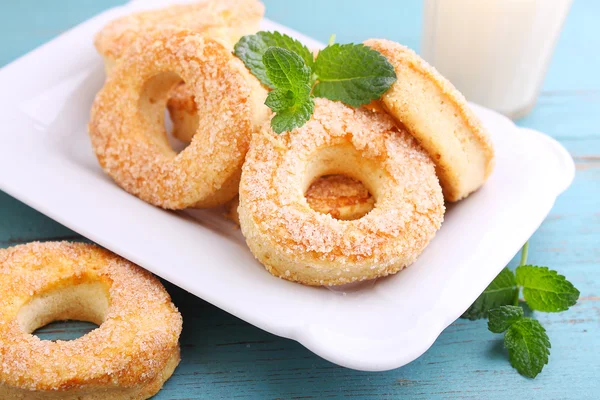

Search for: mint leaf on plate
xmin=234 ymin=31 xmax=314 ymax=88
xmin=488 ymin=305 xmax=524 ymax=333
xmin=313 ymin=43 xmax=396 ymax=107
xmin=504 ymin=318 xmax=551 ymax=378
xmin=462 ymin=268 xmax=519 ymax=320
xmin=263 ymin=47 xmax=314 ymax=133
xmin=516 ymin=265 xmax=580 ymax=312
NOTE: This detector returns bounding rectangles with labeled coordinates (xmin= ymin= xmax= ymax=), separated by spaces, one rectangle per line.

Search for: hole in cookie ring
xmin=301 ymin=143 xmax=387 ymax=214
xmin=18 ymin=282 xmax=108 ymax=341
xmin=304 ymin=155 xmax=376 ymax=221
xmin=167 ymin=82 xmax=199 ymax=148
xmin=306 ymin=174 xmax=374 ymax=221
xmin=139 ymin=77 xmax=193 ymax=155
xmin=139 ymin=71 xmax=185 ymax=157
xmin=33 ymin=321 xmax=100 ymax=341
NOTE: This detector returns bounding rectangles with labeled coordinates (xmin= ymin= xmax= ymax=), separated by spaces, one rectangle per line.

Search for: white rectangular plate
xmin=0 ymin=1 xmax=575 ymax=371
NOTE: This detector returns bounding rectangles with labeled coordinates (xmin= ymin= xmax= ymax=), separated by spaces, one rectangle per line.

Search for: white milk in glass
xmin=421 ymin=0 xmax=572 ymax=119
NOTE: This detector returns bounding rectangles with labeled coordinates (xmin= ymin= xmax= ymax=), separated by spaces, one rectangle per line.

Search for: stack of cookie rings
xmin=0 ymin=242 xmax=182 ymax=399
xmin=89 ymin=22 xmax=493 ymax=285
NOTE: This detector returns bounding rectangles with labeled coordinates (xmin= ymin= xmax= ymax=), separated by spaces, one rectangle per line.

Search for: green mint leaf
xmin=462 ymin=268 xmax=519 ymax=320
xmin=263 ymin=47 xmax=311 ymax=90
xmin=270 ymin=98 xmax=315 ymax=134
xmin=504 ymin=318 xmax=551 ymax=378
xmin=234 ymin=31 xmax=314 ymax=88
xmin=263 ymin=47 xmax=314 ymax=133
xmin=313 ymin=43 xmax=397 ymax=107
xmin=488 ymin=305 xmax=524 ymax=333
xmin=265 ymin=89 xmax=296 ymax=112
xmin=516 ymin=265 xmax=580 ymax=312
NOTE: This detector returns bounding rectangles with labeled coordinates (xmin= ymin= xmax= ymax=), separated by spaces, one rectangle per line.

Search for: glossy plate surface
xmin=0 ymin=0 xmax=574 ymax=371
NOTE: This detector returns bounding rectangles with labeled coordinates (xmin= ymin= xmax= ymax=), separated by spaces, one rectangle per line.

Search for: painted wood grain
xmin=0 ymin=0 xmax=598 ymax=398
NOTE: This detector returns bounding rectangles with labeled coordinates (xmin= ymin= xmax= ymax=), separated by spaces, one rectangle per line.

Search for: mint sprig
xmin=488 ymin=307 xmax=551 ymax=379
xmin=488 ymin=305 xmax=524 ymax=333
xmin=505 ymin=318 xmax=551 ymax=379
xmin=464 ymin=241 xmax=579 ymax=378
xmin=235 ymin=31 xmax=397 ymax=133
xmin=462 ymin=267 xmax=519 ymax=320
xmin=234 ymin=31 xmax=314 ymax=88
xmin=487 ymin=305 xmax=550 ymax=378
xmin=262 ymin=48 xmax=314 ymax=134
xmin=516 ymin=265 xmax=580 ymax=312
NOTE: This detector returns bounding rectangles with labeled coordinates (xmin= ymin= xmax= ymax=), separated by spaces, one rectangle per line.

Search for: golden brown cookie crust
xmin=94 ymin=0 xmax=264 ymax=65
xmin=0 ymin=242 xmax=182 ymax=399
xmin=239 ymin=99 xmax=444 ymax=286
xmin=89 ymin=31 xmax=268 ymax=209
xmin=365 ymin=39 xmax=495 ymax=202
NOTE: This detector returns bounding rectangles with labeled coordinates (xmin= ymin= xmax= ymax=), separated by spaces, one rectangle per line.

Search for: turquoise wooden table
xmin=1 ymin=1 xmax=599 ymax=398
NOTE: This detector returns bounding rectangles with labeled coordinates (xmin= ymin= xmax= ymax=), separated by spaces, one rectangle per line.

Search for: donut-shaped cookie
xmin=95 ymin=0 xmax=264 ymax=74
xmin=0 ymin=242 xmax=182 ymax=399
xmin=89 ymin=30 xmax=269 ymax=209
xmin=239 ymin=99 xmax=445 ymax=286
xmin=365 ymin=39 xmax=495 ymax=202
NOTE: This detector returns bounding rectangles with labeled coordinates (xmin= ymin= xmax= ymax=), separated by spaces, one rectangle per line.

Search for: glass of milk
xmin=421 ymin=0 xmax=573 ymax=119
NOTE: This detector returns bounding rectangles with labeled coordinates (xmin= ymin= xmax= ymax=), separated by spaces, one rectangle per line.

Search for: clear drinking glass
xmin=421 ymin=0 xmax=573 ymax=119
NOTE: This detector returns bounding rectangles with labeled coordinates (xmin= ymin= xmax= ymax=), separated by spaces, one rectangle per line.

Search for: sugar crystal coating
xmin=95 ymin=0 xmax=265 ymax=60
xmin=0 ymin=242 xmax=182 ymax=395
xmin=238 ymin=99 xmax=445 ymax=286
xmin=365 ymin=39 xmax=495 ymax=202
xmin=89 ymin=30 xmax=268 ymax=209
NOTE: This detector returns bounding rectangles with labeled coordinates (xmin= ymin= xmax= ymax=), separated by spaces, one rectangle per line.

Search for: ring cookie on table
xmin=0 ymin=242 xmax=182 ymax=399
xmin=365 ymin=39 xmax=495 ymax=202
xmin=89 ymin=30 xmax=269 ymax=209
xmin=238 ymin=99 xmax=445 ymax=286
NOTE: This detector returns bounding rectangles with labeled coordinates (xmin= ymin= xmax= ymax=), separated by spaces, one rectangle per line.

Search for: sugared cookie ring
xmin=365 ymin=39 xmax=495 ymax=202
xmin=0 ymin=242 xmax=182 ymax=399
xmin=94 ymin=0 xmax=267 ymax=150
xmin=89 ymin=30 xmax=268 ymax=209
xmin=94 ymin=0 xmax=265 ymax=75
xmin=239 ymin=99 xmax=445 ymax=286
